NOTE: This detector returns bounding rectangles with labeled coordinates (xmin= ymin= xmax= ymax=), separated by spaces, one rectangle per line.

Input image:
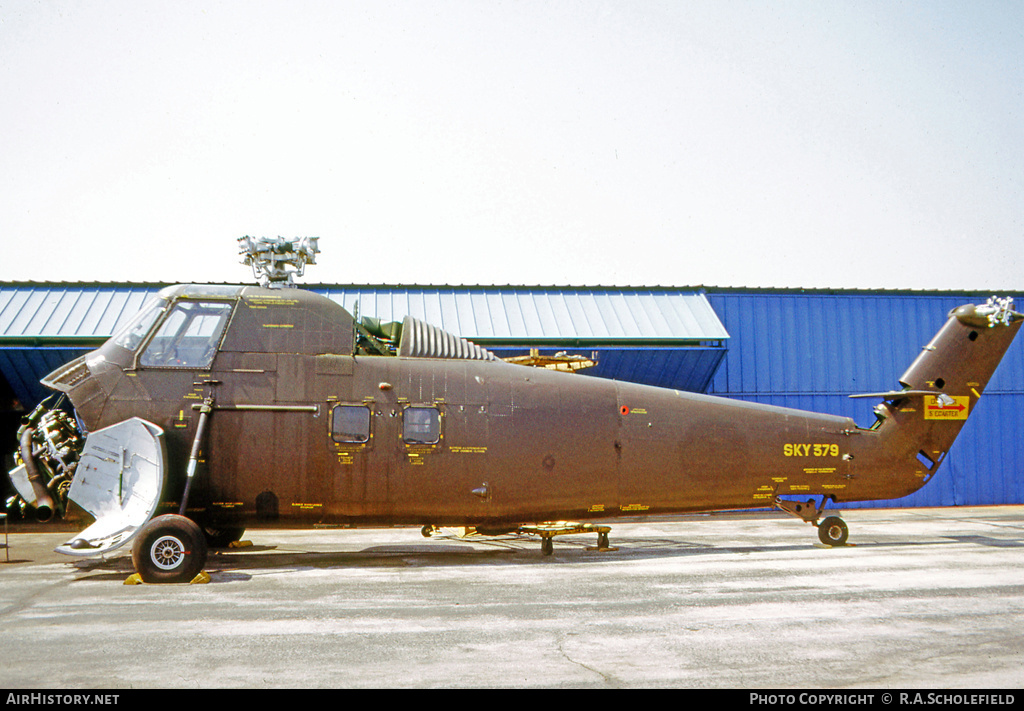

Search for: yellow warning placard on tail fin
xmin=924 ymin=395 xmax=970 ymax=420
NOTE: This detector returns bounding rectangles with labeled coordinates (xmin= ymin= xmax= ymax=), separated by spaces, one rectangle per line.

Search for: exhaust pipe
xmin=20 ymin=426 xmax=56 ymax=522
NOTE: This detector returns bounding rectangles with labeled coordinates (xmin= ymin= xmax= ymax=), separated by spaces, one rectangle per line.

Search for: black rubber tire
xmin=203 ymin=525 xmax=245 ymax=548
xmin=132 ymin=514 xmax=208 ymax=583
xmin=817 ymin=516 xmax=849 ymax=546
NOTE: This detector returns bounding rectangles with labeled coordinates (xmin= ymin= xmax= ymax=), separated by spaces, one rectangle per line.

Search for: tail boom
xmin=847 ymin=297 xmax=1022 ymax=502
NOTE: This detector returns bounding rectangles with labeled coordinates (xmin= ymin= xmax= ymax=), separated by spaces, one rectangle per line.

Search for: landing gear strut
xmin=775 ymin=496 xmax=849 ymax=547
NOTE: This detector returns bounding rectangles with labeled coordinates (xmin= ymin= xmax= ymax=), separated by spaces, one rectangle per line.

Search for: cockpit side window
xmin=111 ymin=299 xmax=167 ymax=352
xmin=139 ymin=300 xmax=234 ymax=368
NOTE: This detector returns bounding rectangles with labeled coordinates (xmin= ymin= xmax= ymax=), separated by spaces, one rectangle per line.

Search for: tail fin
xmin=864 ymin=297 xmax=1021 ymax=493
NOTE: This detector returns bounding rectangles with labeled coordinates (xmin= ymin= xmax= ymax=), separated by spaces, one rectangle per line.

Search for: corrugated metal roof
xmin=315 ymin=286 xmax=728 ymax=343
xmin=0 ymin=283 xmax=730 ymax=404
xmin=0 ymin=285 xmax=164 ymax=342
xmin=0 ymin=283 xmax=729 ymax=344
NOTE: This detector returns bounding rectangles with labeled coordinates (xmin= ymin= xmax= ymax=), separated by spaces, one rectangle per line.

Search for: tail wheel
xmin=817 ymin=516 xmax=849 ymax=546
xmin=132 ymin=514 xmax=208 ymax=583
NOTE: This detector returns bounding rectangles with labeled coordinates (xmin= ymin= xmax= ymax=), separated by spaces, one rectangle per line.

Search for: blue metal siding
xmin=708 ymin=292 xmax=1024 ymax=396
xmin=488 ymin=346 xmax=726 ymax=394
xmin=706 ymin=291 xmax=1024 ymax=507
xmin=0 ymin=347 xmax=90 ymax=408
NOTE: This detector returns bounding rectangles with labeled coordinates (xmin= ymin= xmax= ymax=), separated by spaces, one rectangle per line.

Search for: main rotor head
xmin=239 ymin=236 xmax=319 ymax=288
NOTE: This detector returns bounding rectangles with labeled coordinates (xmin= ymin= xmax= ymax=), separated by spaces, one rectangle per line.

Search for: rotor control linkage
xmin=179 ymin=398 xmax=214 ymax=516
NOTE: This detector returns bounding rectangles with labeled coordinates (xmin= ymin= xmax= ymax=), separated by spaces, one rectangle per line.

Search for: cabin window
xmin=331 ymin=405 xmax=371 ymax=443
xmin=139 ymin=300 xmax=234 ymax=368
xmin=403 ymin=406 xmax=440 ymax=445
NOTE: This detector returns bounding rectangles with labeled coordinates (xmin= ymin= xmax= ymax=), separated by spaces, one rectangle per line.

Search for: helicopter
xmin=7 ymin=237 xmax=1022 ymax=582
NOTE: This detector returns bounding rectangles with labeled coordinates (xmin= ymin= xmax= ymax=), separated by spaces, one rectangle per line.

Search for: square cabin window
xmin=403 ymin=406 xmax=440 ymax=445
xmin=331 ymin=405 xmax=371 ymax=444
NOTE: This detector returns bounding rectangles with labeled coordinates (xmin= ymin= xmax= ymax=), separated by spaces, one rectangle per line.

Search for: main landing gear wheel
xmin=132 ymin=514 xmax=208 ymax=583
xmin=817 ymin=516 xmax=849 ymax=547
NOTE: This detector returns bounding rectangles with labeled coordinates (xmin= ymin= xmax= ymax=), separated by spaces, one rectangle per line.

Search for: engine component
xmin=8 ymin=397 xmax=84 ymax=520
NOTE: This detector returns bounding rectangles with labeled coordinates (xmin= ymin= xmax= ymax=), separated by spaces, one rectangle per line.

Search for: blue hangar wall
xmin=704 ymin=290 xmax=1024 ymax=509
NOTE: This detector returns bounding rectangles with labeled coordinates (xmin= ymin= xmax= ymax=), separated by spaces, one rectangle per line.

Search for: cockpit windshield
xmin=139 ymin=300 xmax=234 ymax=368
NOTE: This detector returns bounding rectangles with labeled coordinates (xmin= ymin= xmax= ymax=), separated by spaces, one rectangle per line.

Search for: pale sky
xmin=2 ymin=0 xmax=1022 ymax=290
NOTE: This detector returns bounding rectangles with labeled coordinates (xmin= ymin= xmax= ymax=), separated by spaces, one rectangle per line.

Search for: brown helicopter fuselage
xmin=43 ymin=284 xmax=1021 ymax=531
